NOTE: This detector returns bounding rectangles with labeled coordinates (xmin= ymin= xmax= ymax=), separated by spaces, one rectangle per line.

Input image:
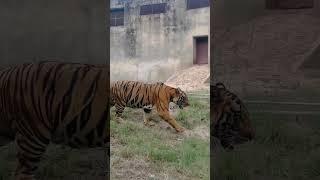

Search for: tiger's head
xmin=212 ymin=82 xmax=255 ymax=149
xmin=171 ymin=87 xmax=190 ymax=109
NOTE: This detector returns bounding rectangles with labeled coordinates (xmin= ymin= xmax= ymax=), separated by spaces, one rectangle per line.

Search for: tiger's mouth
xmin=178 ymin=102 xmax=190 ymax=109
xmin=233 ymin=136 xmax=252 ymax=144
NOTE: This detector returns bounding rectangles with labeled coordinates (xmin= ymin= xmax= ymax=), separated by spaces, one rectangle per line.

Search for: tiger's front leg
xmin=158 ymin=111 xmax=185 ymax=133
xmin=143 ymin=110 xmax=156 ymax=127
xmin=14 ymin=132 xmax=49 ymax=180
xmin=143 ymin=106 xmax=157 ymax=126
xmin=114 ymin=103 xmax=125 ymax=123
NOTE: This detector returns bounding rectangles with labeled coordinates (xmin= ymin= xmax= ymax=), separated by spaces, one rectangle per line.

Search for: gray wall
xmin=0 ymin=0 xmax=108 ymax=67
xmin=110 ymin=0 xmax=210 ymax=82
xmin=213 ymin=0 xmax=266 ymax=29
xmin=213 ymin=1 xmax=320 ymax=97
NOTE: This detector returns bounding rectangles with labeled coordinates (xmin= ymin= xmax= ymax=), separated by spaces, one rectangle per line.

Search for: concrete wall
xmin=110 ymin=0 xmax=210 ymax=82
xmin=213 ymin=0 xmax=266 ymax=29
xmin=213 ymin=10 xmax=320 ymax=98
xmin=0 ymin=0 xmax=108 ymax=67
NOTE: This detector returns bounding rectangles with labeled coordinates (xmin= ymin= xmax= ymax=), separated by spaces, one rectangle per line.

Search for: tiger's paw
xmin=175 ymin=127 xmax=185 ymax=133
xmin=115 ymin=117 xmax=125 ymax=124
xmin=144 ymin=120 xmax=155 ymax=127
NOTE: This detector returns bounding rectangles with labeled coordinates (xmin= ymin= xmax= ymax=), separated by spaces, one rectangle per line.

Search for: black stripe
xmin=29 ymin=68 xmax=43 ymax=125
xmin=85 ymin=130 xmax=95 ymax=146
xmin=157 ymin=85 xmax=166 ymax=111
xmin=80 ymin=104 xmax=92 ymax=129
xmin=17 ymin=140 xmax=44 ymax=157
xmin=147 ymin=85 xmax=151 ymax=104
xmin=0 ymin=69 xmax=7 ymax=81
xmin=35 ymin=63 xmax=45 ymax=81
xmin=5 ymin=68 xmax=15 ymax=114
xmin=45 ymin=79 xmax=55 ymax=127
xmin=83 ymin=71 xmax=100 ymax=104
xmin=24 ymin=64 xmax=33 ymax=90
xmin=67 ymin=116 xmax=78 ymax=138
xmin=47 ymin=64 xmax=65 ymax=128
xmin=126 ymin=85 xmax=135 ymax=103
xmin=52 ymin=104 xmax=62 ymax=133
xmin=42 ymin=66 xmax=54 ymax=91
xmin=13 ymin=67 xmax=20 ymax=105
xmin=81 ymin=66 xmax=91 ymax=80
xmin=37 ymin=97 xmax=51 ymax=131
xmin=97 ymin=110 xmax=107 ymax=138
xmin=61 ymin=68 xmax=81 ymax=121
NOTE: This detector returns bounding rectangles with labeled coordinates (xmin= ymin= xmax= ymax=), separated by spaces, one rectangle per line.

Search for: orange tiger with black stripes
xmin=110 ymin=81 xmax=189 ymax=133
xmin=0 ymin=61 xmax=109 ymax=180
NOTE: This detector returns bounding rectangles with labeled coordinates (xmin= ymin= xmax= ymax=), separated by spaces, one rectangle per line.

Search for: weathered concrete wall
xmin=110 ymin=0 xmax=209 ymax=82
xmin=213 ymin=0 xmax=266 ymax=29
xmin=213 ymin=10 xmax=320 ymax=98
xmin=0 ymin=0 xmax=107 ymax=67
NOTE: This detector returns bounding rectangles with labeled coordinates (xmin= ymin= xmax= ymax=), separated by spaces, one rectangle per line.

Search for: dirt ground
xmin=165 ymin=65 xmax=210 ymax=92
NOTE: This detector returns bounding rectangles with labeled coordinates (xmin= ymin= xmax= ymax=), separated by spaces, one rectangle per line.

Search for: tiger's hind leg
xmin=114 ymin=103 xmax=125 ymax=123
xmin=143 ymin=106 xmax=155 ymax=127
xmin=14 ymin=132 xmax=49 ymax=180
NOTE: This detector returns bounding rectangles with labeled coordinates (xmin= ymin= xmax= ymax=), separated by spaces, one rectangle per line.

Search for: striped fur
xmin=212 ymin=82 xmax=254 ymax=150
xmin=110 ymin=81 xmax=189 ymax=133
xmin=0 ymin=61 xmax=109 ymax=180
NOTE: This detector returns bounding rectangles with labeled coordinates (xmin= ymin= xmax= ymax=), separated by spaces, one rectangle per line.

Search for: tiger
xmin=0 ymin=61 xmax=109 ymax=180
xmin=211 ymin=82 xmax=254 ymax=150
xmin=110 ymin=81 xmax=189 ymax=133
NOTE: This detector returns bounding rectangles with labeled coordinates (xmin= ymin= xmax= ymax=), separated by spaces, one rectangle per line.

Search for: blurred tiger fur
xmin=0 ymin=61 xmax=109 ymax=180
xmin=212 ymin=82 xmax=254 ymax=150
xmin=110 ymin=81 xmax=189 ymax=133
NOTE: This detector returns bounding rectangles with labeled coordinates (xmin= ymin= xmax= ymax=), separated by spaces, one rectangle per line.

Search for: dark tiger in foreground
xmin=212 ymin=82 xmax=255 ymax=150
xmin=0 ymin=61 xmax=109 ymax=180
xmin=110 ymin=81 xmax=189 ymax=133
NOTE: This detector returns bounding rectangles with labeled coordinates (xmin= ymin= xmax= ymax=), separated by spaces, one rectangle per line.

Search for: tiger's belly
xmin=126 ymin=101 xmax=152 ymax=109
xmin=126 ymin=103 xmax=145 ymax=109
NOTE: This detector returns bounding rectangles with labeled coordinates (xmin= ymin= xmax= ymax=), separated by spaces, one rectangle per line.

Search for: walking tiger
xmin=110 ymin=81 xmax=189 ymax=133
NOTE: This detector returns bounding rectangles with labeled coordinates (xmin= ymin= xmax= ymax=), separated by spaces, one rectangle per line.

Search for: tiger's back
xmin=111 ymin=81 xmax=159 ymax=109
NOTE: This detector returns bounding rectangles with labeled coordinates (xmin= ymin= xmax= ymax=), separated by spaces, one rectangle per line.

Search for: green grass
xmin=213 ymin=112 xmax=320 ymax=180
xmin=110 ymin=97 xmax=210 ymax=179
xmin=176 ymin=96 xmax=210 ymax=129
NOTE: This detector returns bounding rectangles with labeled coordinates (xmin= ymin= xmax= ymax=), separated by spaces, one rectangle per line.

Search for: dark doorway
xmin=266 ymin=0 xmax=314 ymax=9
xmin=194 ymin=36 xmax=208 ymax=64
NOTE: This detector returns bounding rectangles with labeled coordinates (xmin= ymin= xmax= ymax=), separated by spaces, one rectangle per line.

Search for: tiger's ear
xmin=176 ymin=87 xmax=181 ymax=94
